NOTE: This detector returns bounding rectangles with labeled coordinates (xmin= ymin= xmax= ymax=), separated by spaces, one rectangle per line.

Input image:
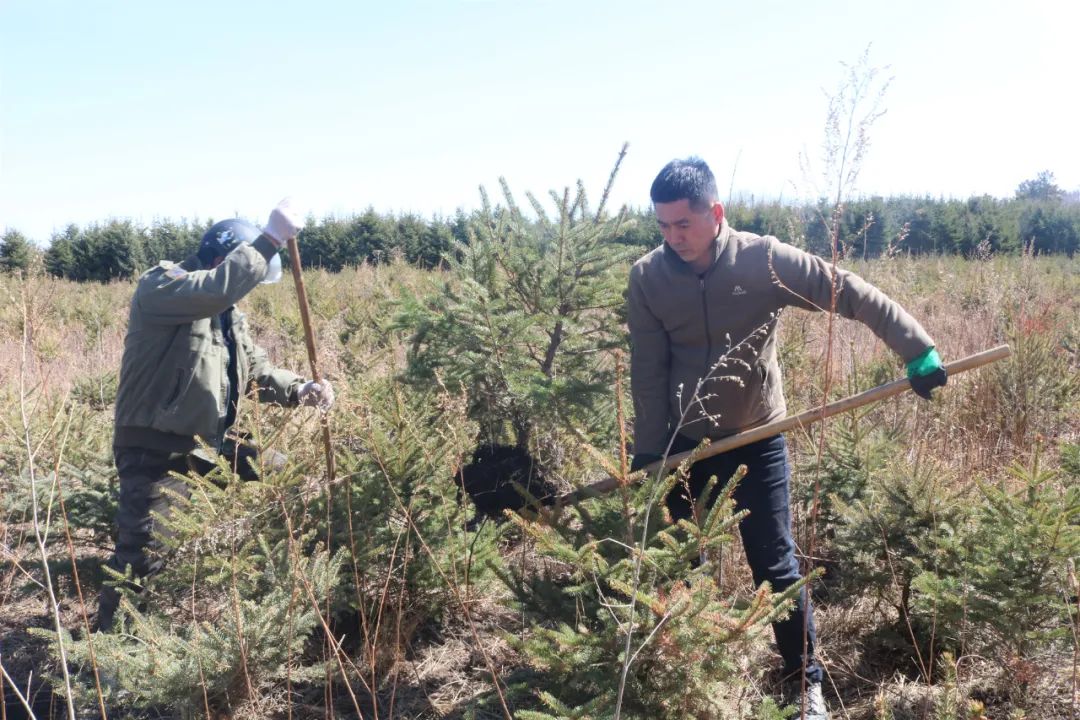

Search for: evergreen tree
xmin=52 ymin=533 xmax=342 ymax=712
xmin=351 ymin=207 xmax=395 ymax=263
xmin=395 ymin=212 xmax=441 ymax=267
xmin=1018 ymin=202 xmax=1080 ymax=255
xmin=900 ymin=202 xmax=936 ymax=254
xmin=0 ymin=229 xmax=36 ymax=275
xmin=912 ymin=448 xmax=1080 ymax=659
xmin=295 ymin=214 xmax=352 ymax=271
xmin=145 ymin=218 xmax=202 ymax=263
xmin=57 ymin=220 xmax=148 ymax=282
xmin=931 ymin=199 xmax=967 ymax=255
xmin=966 ymin=195 xmax=1019 ymax=254
xmin=38 ymin=371 xmax=501 ymax=716
xmin=612 ymin=207 xmax=662 ymax=248
xmin=831 ymin=456 xmax=971 ymax=634
xmin=416 ymin=216 xmax=455 ymax=268
xmin=1015 ymin=170 xmax=1063 ymax=202
xmin=494 ymin=454 xmax=805 ymax=719
xmin=396 ymin=146 xmax=639 ymax=452
xmin=801 ymin=198 xmax=834 ymax=255
xmin=793 ymin=414 xmax=896 ymax=541
xmin=44 ymin=224 xmax=79 ymax=278
xmin=90 ymin=219 xmax=148 ymax=280
xmin=846 ymin=197 xmax=888 ymax=259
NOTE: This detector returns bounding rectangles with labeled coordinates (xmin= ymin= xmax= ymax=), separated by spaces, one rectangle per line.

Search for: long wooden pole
xmin=285 ymin=237 xmax=336 ymax=484
xmin=283 ymin=237 xmax=341 ymax=720
xmin=556 ymin=344 xmax=1011 ymax=506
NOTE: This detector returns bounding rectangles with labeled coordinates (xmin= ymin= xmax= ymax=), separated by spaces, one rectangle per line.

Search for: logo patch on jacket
xmin=164 ymin=266 xmax=189 ymax=280
xmin=731 ymin=285 xmax=747 ymax=296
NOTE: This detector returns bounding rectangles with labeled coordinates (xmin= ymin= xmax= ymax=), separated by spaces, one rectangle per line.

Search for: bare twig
xmin=50 ymin=397 xmax=108 ymax=718
xmin=18 ymin=281 xmax=77 ymax=720
xmin=1 ymin=655 xmax=38 ymax=719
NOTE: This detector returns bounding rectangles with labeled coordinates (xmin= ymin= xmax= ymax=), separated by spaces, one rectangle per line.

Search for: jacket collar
xmin=660 ymin=218 xmax=733 ymax=275
xmin=181 ymin=254 xmax=204 ymax=272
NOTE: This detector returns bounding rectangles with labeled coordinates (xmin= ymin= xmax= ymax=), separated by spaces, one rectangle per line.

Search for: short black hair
xmin=649 ymin=157 xmax=718 ymax=211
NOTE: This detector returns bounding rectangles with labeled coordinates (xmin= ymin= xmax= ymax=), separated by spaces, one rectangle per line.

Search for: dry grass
xmin=1 ymin=253 xmax=1077 ymax=718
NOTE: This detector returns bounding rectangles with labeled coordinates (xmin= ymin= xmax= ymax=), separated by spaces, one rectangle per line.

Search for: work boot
xmin=94 ymin=586 xmax=119 ymax=633
xmin=784 ymin=680 xmax=830 ymax=720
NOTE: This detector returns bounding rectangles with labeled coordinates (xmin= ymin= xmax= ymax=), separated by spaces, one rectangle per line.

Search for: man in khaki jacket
xmin=97 ymin=201 xmax=335 ymax=631
xmin=628 ymin=158 xmax=946 ymax=719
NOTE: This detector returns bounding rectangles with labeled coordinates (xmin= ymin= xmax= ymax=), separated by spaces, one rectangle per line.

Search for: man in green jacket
xmin=628 ymin=158 xmax=947 ymax=719
xmin=97 ymin=201 xmax=335 ymax=631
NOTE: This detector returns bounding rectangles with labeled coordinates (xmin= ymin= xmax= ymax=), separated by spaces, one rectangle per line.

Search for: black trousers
xmin=96 ymin=441 xmax=277 ymax=630
xmin=665 ymin=433 xmax=823 ymax=683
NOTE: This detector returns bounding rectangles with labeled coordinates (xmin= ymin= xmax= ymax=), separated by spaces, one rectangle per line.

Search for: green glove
xmin=906 ymin=347 xmax=947 ymax=400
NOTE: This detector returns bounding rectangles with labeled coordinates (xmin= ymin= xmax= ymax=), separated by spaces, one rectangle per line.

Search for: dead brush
xmin=0 ymin=202 xmax=1077 ymax=719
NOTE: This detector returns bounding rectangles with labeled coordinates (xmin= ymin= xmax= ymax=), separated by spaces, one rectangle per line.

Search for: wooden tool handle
xmin=556 ymin=344 xmax=1011 ymax=505
xmin=287 ymin=237 xmax=322 ymax=384
xmin=286 ymin=237 xmax=336 ymax=483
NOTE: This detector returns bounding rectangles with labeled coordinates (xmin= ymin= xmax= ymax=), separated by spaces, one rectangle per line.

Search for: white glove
xmin=297 ymin=380 xmax=335 ymax=410
xmin=263 ymin=198 xmax=304 ymax=248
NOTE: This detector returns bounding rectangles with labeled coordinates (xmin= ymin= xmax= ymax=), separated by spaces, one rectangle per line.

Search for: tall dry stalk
xmin=50 ymin=402 xmax=108 ymax=719
xmin=806 ymin=44 xmax=892 ymax=215
xmin=273 ymin=489 xmax=369 ymax=718
xmin=790 ymin=43 xmax=893 ymax=718
xmin=1068 ymin=560 xmax=1079 ymax=719
xmin=15 ymin=280 xmax=77 ymax=720
xmin=1 ymin=657 xmax=38 ymax=718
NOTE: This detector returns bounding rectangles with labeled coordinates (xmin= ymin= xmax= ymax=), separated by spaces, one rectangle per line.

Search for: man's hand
xmin=298 ymin=380 xmax=335 ymax=410
xmin=907 ymin=347 xmax=947 ymax=400
xmin=263 ymin=198 xmax=304 ymax=249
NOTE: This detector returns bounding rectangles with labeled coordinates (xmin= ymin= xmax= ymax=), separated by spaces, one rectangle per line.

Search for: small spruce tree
xmin=912 ymin=445 xmax=1080 ymax=661
xmin=396 ymin=145 xmax=639 ymax=454
xmin=0 ymin=229 xmax=36 ymax=275
xmin=494 ymin=452 xmax=806 ymax=719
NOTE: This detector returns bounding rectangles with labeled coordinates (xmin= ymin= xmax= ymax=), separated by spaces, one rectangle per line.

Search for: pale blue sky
xmin=2 ymin=0 xmax=1077 ymax=244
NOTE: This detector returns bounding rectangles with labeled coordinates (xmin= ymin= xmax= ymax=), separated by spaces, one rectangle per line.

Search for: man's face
xmin=654 ymin=199 xmax=724 ymax=271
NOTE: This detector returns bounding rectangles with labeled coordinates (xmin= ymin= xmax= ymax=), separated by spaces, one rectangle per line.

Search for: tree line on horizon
xmin=1 ymin=171 xmax=1076 ymax=282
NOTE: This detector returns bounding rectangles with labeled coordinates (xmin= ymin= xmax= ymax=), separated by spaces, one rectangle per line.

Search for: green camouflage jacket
xmin=113 ymin=237 xmax=302 ymax=452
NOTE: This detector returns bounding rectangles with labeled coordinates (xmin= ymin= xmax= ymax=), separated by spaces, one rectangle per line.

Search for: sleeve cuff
xmin=252 ymin=235 xmax=281 ymax=263
xmin=906 ymin=346 xmax=942 ymax=377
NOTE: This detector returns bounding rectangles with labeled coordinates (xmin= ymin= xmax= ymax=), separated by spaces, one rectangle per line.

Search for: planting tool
xmin=556 ymin=343 xmax=1011 ymax=506
xmin=286 ymin=236 xmax=337 ymax=484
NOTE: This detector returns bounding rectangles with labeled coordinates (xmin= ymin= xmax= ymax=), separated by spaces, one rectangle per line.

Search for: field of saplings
xmin=1 ymin=189 xmax=1078 ymax=720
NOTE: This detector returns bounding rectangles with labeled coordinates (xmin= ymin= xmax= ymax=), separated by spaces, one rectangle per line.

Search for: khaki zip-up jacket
xmin=628 ymin=220 xmax=934 ymax=456
xmin=113 ymin=237 xmax=302 ymax=452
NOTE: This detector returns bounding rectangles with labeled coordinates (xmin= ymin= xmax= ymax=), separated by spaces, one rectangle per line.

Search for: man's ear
xmin=712 ymin=201 xmax=725 ymax=226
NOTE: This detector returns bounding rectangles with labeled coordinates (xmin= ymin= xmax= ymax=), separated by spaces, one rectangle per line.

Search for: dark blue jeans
xmin=665 ymin=433 xmax=822 ymax=683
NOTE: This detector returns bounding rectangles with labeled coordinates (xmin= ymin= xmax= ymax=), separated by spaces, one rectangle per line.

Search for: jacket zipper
xmin=700 ymin=275 xmax=713 ymax=378
xmin=215 ymin=314 xmax=230 ymax=450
